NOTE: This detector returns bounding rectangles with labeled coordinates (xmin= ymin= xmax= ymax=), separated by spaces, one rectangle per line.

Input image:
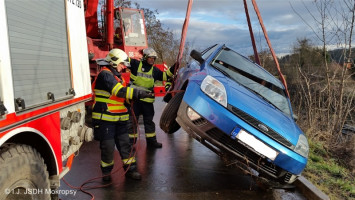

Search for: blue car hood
xmin=209 ymin=71 xmax=303 ymax=146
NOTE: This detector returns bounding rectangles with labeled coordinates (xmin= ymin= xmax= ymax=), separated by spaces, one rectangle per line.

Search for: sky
xmin=133 ymin=0 xmax=351 ymax=57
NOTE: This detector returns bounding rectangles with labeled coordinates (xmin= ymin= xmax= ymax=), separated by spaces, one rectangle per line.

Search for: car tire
xmin=0 ymin=144 xmax=51 ymax=200
xmin=160 ymin=91 xmax=185 ymax=134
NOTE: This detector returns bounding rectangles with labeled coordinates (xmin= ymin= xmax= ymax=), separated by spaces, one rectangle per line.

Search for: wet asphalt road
xmin=59 ymin=97 xmax=274 ymax=200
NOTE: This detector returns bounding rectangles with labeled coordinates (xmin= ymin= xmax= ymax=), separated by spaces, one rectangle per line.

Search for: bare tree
xmin=134 ymin=4 xmax=190 ymax=67
xmin=290 ymin=0 xmax=355 ymax=148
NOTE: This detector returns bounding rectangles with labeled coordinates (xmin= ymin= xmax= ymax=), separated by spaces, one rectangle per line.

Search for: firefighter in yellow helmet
xmin=127 ymin=47 xmax=175 ymax=148
xmin=92 ymin=49 xmax=154 ymax=182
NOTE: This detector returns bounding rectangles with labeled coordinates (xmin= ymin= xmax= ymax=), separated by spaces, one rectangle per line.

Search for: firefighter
xmin=92 ymin=49 xmax=154 ymax=182
xmin=128 ymin=47 xmax=175 ymax=148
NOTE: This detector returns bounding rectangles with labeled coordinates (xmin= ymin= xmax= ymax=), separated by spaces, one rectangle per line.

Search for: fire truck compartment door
xmin=5 ymin=0 xmax=72 ymax=110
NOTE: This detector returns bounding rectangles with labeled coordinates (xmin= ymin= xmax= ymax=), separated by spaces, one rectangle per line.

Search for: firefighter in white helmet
xmin=92 ymin=49 xmax=153 ymax=182
xmin=127 ymin=47 xmax=175 ymax=148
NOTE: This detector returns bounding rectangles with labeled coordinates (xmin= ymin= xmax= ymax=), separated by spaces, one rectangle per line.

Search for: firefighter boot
xmin=102 ymin=173 xmax=112 ymax=182
xmin=124 ymin=164 xmax=142 ymax=180
xmin=101 ymin=165 xmax=113 ymax=182
xmin=147 ymin=138 xmax=162 ymax=148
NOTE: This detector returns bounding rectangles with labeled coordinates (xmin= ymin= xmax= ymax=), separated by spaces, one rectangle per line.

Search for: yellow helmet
xmin=105 ymin=49 xmax=130 ymax=67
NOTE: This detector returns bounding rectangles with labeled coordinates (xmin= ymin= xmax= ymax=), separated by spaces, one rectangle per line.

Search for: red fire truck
xmin=85 ymin=0 xmax=167 ymax=97
xmin=0 ymin=0 xmax=92 ymax=199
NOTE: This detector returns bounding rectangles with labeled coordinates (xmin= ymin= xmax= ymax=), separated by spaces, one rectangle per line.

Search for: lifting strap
xmin=173 ymin=0 xmax=194 ymax=80
xmin=243 ymin=0 xmax=260 ymax=65
xmin=172 ymin=0 xmax=290 ymax=98
xmin=250 ymin=0 xmax=290 ymax=97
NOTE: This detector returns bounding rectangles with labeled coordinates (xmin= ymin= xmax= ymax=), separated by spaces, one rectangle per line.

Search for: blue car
xmin=160 ymin=44 xmax=309 ymax=185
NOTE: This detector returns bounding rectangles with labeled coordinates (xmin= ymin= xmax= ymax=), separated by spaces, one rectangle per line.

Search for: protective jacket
xmin=92 ymin=66 xmax=135 ymax=122
xmin=129 ymin=59 xmax=174 ymax=103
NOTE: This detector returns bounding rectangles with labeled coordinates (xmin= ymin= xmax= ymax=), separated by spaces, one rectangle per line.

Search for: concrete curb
xmin=294 ymin=176 xmax=330 ymax=200
xmin=272 ymin=176 xmax=330 ymax=200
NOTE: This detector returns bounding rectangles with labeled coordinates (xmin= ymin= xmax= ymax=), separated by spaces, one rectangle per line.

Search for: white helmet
xmin=105 ymin=49 xmax=130 ymax=67
xmin=143 ymin=47 xmax=158 ymax=59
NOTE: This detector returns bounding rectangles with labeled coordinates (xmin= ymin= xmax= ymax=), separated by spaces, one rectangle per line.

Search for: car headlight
xmin=201 ymin=75 xmax=227 ymax=107
xmin=294 ymin=134 xmax=309 ymax=158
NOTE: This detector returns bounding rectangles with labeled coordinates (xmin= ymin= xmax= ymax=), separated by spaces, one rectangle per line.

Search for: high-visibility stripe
xmin=101 ymin=160 xmax=114 ymax=167
xmin=122 ymin=157 xmax=136 ymax=165
xmin=112 ymin=83 xmax=123 ymax=96
xmin=130 ymin=73 xmax=137 ymax=81
xmin=163 ymin=72 xmax=167 ymax=81
xmin=94 ymin=89 xmax=110 ymax=97
xmin=130 ymin=85 xmax=151 ymax=92
xmin=137 ymin=72 xmax=153 ymax=79
xmin=107 ymin=105 xmax=126 ymax=110
xmin=92 ymin=112 xmax=129 ymax=121
xmin=140 ymin=97 xmax=155 ymax=103
xmin=166 ymin=69 xmax=174 ymax=77
xmin=94 ymin=97 xmax=120 ymax=104
xmin=145 ymin=132 xmax=156 ymax=138
xmin=129 ymin=133 xmax=138 ymax=138
xmin=130 ymin=88 xmax=134 ymax=99
xmin=126 ymin=87 xmax=134 ymax=99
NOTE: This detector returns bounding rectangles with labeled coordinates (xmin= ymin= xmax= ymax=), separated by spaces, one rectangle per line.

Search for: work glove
xmin=165 ymin=82 xmax=172 ymax=91
xmin=136 ymin=90 xmax=154 ymax=99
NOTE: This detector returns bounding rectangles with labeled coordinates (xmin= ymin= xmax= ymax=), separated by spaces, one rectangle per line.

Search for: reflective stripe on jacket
xmin=92 ymin=67 xmax=132 ymax=122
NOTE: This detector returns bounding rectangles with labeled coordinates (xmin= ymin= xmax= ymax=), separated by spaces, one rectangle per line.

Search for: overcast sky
xmin=133 ymin=0 xmax=351 ymax=57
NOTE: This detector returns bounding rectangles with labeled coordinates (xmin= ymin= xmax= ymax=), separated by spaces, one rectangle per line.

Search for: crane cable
xmin=249 ymin=0 xmax=290 ymax=97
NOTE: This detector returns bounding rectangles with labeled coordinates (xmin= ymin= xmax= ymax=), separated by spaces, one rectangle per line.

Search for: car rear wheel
xmin=0 ymin=144 xmax=51 ymax=200
xmin=160 ymin=91 xmax=185 ymax=134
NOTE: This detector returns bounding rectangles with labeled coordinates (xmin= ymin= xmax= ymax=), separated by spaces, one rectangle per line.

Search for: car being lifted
xmin=160 ymin=44 xmax=309 ymax=186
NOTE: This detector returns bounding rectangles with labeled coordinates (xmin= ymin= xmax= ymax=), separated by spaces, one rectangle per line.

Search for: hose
xmin=62 ymin=103 xmax=140 ymax=200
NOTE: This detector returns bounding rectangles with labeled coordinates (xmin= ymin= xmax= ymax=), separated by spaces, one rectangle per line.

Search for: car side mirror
xmin=190 ymin=50 xmax=204 ymax=64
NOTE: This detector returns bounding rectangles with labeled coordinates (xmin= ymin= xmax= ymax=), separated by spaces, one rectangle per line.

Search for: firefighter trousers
xmin=93 ymin=119 xmax=136 ymax=174
xmin=128 ymin=100 xmax=157 ymax=143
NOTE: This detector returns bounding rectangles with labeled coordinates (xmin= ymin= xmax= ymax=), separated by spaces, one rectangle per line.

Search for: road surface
xmin=59 ymin=97 xmax=286 ymax=200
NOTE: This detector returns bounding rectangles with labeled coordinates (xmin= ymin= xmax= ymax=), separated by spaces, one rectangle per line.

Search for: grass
xmin=303 ymin=140 xmax=355 ymax=200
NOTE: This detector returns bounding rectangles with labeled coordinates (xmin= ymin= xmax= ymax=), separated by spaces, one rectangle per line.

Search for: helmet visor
xmin=110 ymin=55 xmax=119 ymax=61
xmin=122 ymin=57 xmax=130 ymax=67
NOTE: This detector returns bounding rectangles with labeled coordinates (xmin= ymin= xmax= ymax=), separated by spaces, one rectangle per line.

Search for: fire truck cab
xmin=0 ymin=0 xmax=92 ymax=199
xmin=86 ymin=1 xmax=148 ymax=81
xmin=85 ymin=0 xmax=167 ymax=97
